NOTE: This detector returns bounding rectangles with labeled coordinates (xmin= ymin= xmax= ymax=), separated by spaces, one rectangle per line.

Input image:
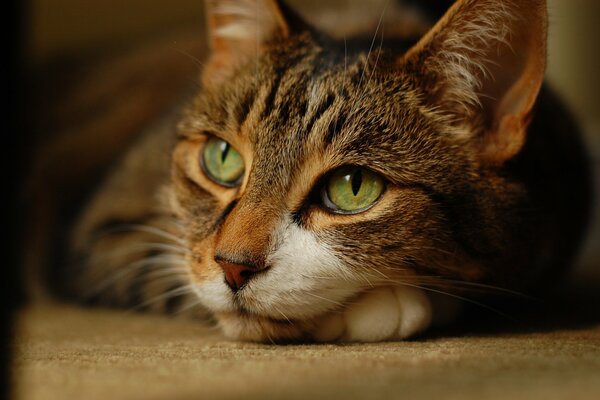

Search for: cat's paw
xmin=312 ymin=286 xmax=433 ymax=343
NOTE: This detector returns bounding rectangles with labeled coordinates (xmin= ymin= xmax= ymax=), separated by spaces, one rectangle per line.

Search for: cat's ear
xmin=401 ymin=0 xmax=547 ymax=164
xmin=203 ymin=0 xmax=295 ymax=83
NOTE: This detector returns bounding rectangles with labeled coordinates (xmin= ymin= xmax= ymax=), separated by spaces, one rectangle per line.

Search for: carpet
xmin=11 ymin=291 xmax=600 ymax=400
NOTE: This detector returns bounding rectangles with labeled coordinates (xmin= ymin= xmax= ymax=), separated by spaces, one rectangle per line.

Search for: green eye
xmin=323 ymin=167 xmax=385 ymax=214
xmin=201 ymin=137 xmax=245 ymax=187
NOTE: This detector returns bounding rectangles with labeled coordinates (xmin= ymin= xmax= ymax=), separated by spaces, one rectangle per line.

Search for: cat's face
xmin=172 ymin=38 xmax=468 ymax=340
xmin=168 ymin=0 xmax=546 ymax=341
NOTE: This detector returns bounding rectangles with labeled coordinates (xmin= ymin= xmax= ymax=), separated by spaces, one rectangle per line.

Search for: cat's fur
xmin=50 ymin=0 xmax=590 ymax=342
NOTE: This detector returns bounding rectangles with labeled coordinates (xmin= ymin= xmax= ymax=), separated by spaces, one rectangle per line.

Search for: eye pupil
xmin=220 ymin=142 xmax=230 ymax=163
xmin=351 ymin=169 xmax=362 ymax=196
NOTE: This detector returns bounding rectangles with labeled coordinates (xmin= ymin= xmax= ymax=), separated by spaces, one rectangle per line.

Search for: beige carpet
xmin=11 ymin=296 xmax=600 ymax=400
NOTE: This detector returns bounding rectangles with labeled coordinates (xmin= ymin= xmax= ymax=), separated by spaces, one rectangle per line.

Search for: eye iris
xmin=202 ymin=137 xmax=244 ymax=185
xmin=326 ymin=167 xmax=384 ymax=212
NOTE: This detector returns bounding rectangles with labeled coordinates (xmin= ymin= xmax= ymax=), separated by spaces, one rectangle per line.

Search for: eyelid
xmin=202 ymin=131 xmax=240 ymax=145
xmin=177 ymin=126 xmax=216 ymax=141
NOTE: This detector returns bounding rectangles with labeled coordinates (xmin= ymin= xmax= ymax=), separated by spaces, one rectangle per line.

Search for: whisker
xmin=136 ymin=269 xmax=191 ymax=286
xmin=134 ymin=242 xmax=189 ymax=255
xmin=359 ymin=265 xmax=533 ymax=303
xmin=272 ymin=305 xmax=293 ymax=324
xmin=424 ymin=277 xmax=536 ymax=300
xmin=92 ymin=242 xmax=189 ymax=263
xmin=357 ymin=0 xmax=390 ymax=88
xmin=304 ymin=292 xmax=345 ymax=308
xmin=302 ymin=263 xmax=522 ymax=321
xmin=265 ymin=330 xmax=277 ymax=345
xmin=170 ymin=44 xmax=206 ymax=68
xmin=364 ymin=19 xmax=386 ymax=89
xmin=128 ymin=284 xmax=197 ymax=312
xmin=87 ymin=255 xmax=187 ymax=298
xmin=355 ymin=270 xmax=377 ymax=288
xmin=372 ymin=266 xmax=534 ymax=299
xmin=343 ymin=34 xmax=348 ymax=80
xmin=107 ymin=224 xmax=185 ymax=245
xmin=386 ymin=278 xmax=518 ymax=322
xmin=174 ymin=297 xmax=207 ymax=316
xmin=300 ymin=274 xmax=334 ymax=280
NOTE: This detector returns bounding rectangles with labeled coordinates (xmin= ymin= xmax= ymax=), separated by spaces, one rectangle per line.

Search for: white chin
xmin=237 ymin=285 xmax=357 ymax=320
xmin=192 ymin=280 xmax=237 ymax=313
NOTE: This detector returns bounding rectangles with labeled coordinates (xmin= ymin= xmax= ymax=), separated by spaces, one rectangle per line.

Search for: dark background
xmin=4 ymin=0 xmax=26 ymax=398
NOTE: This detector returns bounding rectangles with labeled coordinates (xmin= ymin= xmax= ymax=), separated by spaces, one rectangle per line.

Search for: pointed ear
xmin=401 ymin=0 xmax=547 ymax=164
xmin=203 ymin=0 xmax=293 ymax=84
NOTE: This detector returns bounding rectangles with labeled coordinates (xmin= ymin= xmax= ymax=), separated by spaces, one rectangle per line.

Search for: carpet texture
xmin=12 ymin=296 xmax=600 ymax=400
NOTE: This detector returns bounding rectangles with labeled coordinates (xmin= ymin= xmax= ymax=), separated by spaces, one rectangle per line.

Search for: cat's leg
xmin=312 ymin=286 xmax=460 ymax=342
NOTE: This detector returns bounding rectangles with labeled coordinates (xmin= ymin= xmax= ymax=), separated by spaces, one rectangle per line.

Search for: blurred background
xmin=27 ymin=0 xmax=600 ymax=125
xmin=25 ymin=0 xmax=600 ymax=277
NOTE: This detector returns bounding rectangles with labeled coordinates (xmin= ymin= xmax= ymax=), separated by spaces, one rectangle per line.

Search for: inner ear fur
xmin=401 ymin=0 xmax=548 ymax=164
xmin=203 ymin=0 xmax=295 ymax=85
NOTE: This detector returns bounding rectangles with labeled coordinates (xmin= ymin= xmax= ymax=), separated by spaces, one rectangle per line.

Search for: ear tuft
xmin=209 ymin=0 xmax=289 ymax=42
xmin=203 ymin=0 xmax=292 ymax=84
xmin=425 ymin=2 xmax=516 ymax=111
xmin=402 ymin=0 xmax=547 ymax=164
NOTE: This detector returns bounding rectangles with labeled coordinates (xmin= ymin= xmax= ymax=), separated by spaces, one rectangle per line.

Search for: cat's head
xmin=169 ymin=0 xmax=547 ymax=341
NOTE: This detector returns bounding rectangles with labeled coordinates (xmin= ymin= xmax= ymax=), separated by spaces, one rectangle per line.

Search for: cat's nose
xmin=216 ymin=259 xmax=258 ymax=292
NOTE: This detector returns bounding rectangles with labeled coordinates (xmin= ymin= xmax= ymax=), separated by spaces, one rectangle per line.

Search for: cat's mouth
xmin=230 ymin=289 xmax=322 ymax=323
xmin=210 ymin=286 xmax=349 ymax=342
xmin=230 ymin=282 xmax=355 ymax=322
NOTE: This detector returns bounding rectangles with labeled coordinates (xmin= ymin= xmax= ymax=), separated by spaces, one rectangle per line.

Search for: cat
xmin=54 ymin=0 xmax=591 ymax=342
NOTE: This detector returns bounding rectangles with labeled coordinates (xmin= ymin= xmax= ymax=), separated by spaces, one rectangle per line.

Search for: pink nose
xmin=216 ymin=260 xmax=257 ymax=291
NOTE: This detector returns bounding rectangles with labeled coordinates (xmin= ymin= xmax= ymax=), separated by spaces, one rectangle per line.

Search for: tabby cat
xmin=59 ymin=0 xmax=591 ymax=342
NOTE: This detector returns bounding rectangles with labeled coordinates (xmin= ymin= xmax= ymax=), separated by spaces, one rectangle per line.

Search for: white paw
xmin=344 ymin=287 xmax=402 ymax=342
xmin=312 ymin=286 xmax=433 ymax=343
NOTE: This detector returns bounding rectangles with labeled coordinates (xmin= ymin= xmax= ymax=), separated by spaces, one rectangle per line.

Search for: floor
xmin=11 ymin=292 xmax=600 ymax=400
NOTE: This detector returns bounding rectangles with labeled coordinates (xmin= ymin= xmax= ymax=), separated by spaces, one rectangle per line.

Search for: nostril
xmin=217 ymin=260 xmax=257 ymax=292
xmin=239 ymin=269 xmax=254 ymax=280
